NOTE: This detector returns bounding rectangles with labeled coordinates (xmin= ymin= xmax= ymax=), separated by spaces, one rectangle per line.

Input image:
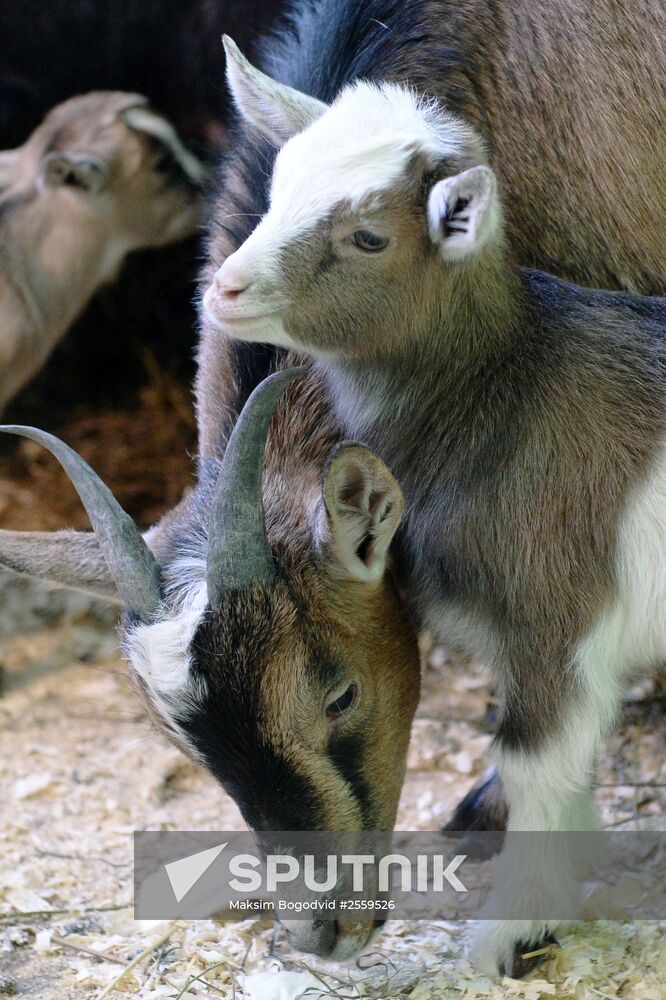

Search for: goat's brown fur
xmin=212 ymin=20 xmax=666 ymax=968
xmin=171 ymin=368 xmax=420 ymax=835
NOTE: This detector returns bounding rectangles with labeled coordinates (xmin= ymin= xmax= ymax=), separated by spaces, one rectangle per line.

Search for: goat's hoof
xmin=470 ymin=921 xmax=559 ymax=979
xmin=500 ymin=933 xmax=559 ymax=979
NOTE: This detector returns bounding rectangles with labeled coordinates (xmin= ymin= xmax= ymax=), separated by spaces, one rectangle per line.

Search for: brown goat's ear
xmin=427 ymin=165 xmax=498 ymax=261
xmin=0 ymin=529 xmax=120 ymax=602
xmin=223 ymin=35 xmax=328 ymax=145
xmin=0 ymin=149 xmax=19 ymax=192
xmin=41 ymin=152 xmax=108 ymax=193
xmin=122 ymin=105 xmax=208 ymax=186
xmin=319 ymin=442 xmax=404 ymax=582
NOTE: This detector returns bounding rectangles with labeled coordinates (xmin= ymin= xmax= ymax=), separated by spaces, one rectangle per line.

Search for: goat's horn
xmin=0 ymin=426 xmax=162 ymax=619
xmin=206 ymin=367 xmax=304 ymax=602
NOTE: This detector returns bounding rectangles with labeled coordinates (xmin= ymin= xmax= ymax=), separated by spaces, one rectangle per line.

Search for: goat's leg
xmin=470 ymin=652 xmax=621 ymax=978
xmin=443 ymin=767 xmax=507 ymax=832
xmin=442 ymin=768 xmax=507 ymax=859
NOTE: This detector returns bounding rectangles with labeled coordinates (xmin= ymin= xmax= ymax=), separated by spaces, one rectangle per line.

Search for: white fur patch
xmin=270 ymin=81 xmax=465 ymax=223
xmin=123 ymin=578 xmax=209 ymax=736
xmin=202 ymin=282 xmax=300 ymax=349
xmin=579 ymin=436 xmax=666 ymax=680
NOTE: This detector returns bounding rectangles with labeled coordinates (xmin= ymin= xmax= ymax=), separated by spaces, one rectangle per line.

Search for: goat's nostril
xmin=215 ymin=274 xmax=250 ymax=300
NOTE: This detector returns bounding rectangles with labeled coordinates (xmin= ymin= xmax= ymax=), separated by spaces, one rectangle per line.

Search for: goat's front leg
xmin=470 ymin=650 xmax=621 ymax=978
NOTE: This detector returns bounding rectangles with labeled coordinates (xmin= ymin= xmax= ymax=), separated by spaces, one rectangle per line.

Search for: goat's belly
xmin=420 ymin=437 xmax=666 ymax=682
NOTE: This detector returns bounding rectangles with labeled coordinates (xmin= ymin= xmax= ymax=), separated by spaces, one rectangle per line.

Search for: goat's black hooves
xmin=500 ymin=933 xmax=559 ymax=979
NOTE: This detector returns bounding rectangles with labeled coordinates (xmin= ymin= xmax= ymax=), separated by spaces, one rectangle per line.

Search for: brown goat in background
xmin=0 ymin=92 xmax=206 ymax=409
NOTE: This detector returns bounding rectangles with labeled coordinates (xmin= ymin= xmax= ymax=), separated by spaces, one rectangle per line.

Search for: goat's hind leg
xmin=444 ymin=768 xmax=507 ymax=834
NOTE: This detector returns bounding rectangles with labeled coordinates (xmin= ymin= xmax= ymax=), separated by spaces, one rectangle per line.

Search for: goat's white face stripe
xmin=123 ymin=579 xmax=208 ymax=714
xmin=208 ymin=82 xmax=466 ymax=308
xmin=270 ymin=83 xmax=460 ymax=223
xmin=269 ymin=83 xmax=461 ymax=246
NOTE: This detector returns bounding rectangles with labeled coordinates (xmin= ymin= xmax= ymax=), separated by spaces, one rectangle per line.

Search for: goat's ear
xmin=317 ymin=443 xmax=404 ymax=582
xmin=0 ymin=529 xmax=121 ymax=602
xmin=427 ymin=165 xmax=498 ymax=261
xmin=223 ymin=35 xmax=328 ymax=145
xmin=0 ymin=149 xmax=19 ymax=192
xmin=40 ymin=152 xmax=109 ymax=193
xmin=122 ymin=105 xmax=208 ymax=187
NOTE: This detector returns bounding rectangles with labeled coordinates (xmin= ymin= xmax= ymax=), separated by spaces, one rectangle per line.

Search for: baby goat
xmin=0 ymin=91 xmax=206 ymax=409
xmin=206 ymin=45 xmax=666 ymax=977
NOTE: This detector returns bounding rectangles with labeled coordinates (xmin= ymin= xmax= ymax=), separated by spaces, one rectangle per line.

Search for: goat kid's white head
xmin=204 ymin=37 xmax=499 ymax=358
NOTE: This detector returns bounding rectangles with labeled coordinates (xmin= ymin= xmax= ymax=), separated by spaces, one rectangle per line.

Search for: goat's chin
xmin=203 ymin=298 xmax=296 ymax=350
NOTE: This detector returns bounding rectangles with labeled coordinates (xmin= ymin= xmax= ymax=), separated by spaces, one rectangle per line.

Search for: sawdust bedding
xmin=0 ymin=605 xmax=664 ymax=999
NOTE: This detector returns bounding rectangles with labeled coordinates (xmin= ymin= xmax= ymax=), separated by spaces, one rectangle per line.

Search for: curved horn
xmin=206 ymin=367 xmax=304 ymax=602
xmin=0 ymin=426 xmax=161 ymax=619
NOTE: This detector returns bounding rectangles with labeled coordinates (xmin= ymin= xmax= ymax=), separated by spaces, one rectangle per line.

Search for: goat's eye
xmin=352 ymin=230 xmax=389 ymax=252
xmin=325 ymin=683 xmax=358 ymax=719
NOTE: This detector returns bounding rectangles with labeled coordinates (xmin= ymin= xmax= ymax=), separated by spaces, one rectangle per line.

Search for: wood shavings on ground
xmin=0 ymin=611 xmax=664 ymax=998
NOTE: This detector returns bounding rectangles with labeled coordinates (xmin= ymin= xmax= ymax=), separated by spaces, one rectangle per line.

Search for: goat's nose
xmin=214 ymin=263 xmax=251 ymax=299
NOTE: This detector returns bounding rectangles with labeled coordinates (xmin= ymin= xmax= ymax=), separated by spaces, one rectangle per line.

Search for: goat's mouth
xmin=202 ymin=285 xmax=290 ymax=341
xmin=282 ymin=915 xmax=380 ymax=960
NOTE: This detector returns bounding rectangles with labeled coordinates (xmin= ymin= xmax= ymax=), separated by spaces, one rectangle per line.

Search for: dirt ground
xmin=0 ymin=592 xmax=664 ymax=999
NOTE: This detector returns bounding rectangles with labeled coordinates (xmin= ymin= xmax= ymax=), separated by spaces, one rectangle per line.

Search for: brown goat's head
xmin=0 ymin=369 xmax=420 ymax=959
xmin=1 ymin=91 xmax=206 ymax=249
